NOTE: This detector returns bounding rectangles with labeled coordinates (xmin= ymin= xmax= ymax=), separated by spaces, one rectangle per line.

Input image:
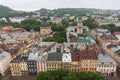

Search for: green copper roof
xmin=30 ymin=29 xmax=34 ymax=32
xmin=76 ymin=39 xmax=91 ymax=43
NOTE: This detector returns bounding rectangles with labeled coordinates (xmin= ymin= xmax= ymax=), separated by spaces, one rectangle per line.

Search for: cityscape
xmin=0 ymin=0 xmax=120 ymax=80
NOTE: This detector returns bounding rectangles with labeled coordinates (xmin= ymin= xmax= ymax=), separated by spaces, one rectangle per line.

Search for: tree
xmin=100 ymin=24 xmax=119 ymax=33
xmin=43 ymin=31 xmax=67 ymax=43
xmin=83 ymin=18 xmax=99 ymax=29
xmin=21 ymin=19 xmax=40 ymax=31
xmin=36 ymin=69 xmax=105 ymax=80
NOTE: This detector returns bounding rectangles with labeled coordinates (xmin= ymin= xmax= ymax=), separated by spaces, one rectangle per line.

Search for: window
xmin=75 ymin=28 xmax=77 ymax=32
xmin=48 ymin=30 xmax=50 ymax=33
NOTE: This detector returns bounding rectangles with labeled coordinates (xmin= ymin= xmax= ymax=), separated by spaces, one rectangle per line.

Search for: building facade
xmin=97 ymin=53 xmax=117 ymax=76
xmin=20 ymin=57 xmax=28 ymax=76
xmin=40 ymin=20 xmax=51 ymax=35
xmin=27 ymin=60 xmax=37 ymax=74
xmin=10 ymin=56 xmax=21 ymax=76
xmin=0 ymin=49 xmax=11 ymax=76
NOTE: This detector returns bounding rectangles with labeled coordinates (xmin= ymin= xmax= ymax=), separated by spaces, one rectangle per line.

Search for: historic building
xmin=20 ymin=57 xmax=28 ymax=76
xmin=77 ymin=22 xmax=83 ymax=34
xmin=66 ymin=22 xmax=89 ymax=42
xmin=47 ymin=52 xmax=62 ymax=71
xmin=97 ymin=53 xmax=117 ymax=76
xmin=40 ymin=19 xmax=53 ymax=41
xmin=27 ymin=50 xmax=38 ymax=74
xmin=80 ymin=48 xmax=98 ymax=72
xmin=0 ymin=49 xmax=11 ymax=76
xmin=37 ymin=51 xmax=48 ymax=73
xmin=10 ymin=56 xmax=21 ymax=76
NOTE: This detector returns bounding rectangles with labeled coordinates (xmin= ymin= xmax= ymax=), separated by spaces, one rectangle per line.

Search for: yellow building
xmin=82 ymin=16 xmax=88 ymax=21
xmin=20 ymin=57 xmax=28 ymax=76
xmin=80 ymin=48 xmax=98 ymax=72
xmin=81 ymin=60 xmax=97 ymax=72
xmin=40 ymin=20 xmax=51 ymax=35
xmin=10 ymin=56 xmax=21 ymax=76
xmin=47 ymin=61 xmax=62 ymax=71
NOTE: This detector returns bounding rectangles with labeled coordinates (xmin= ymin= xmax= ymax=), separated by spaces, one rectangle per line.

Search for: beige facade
xmin=0 ymin=51 xmax=11 ymax=76
xmin=80 ymin=60 xmax=97 ymax=72
xmin=46 ymin=61 xmax=62 ymax=71
xmin=40 ymin=27 xmax=51 ymax=35
xmin=20 ymin=62 xmax=28 ymax=72
xmin=71 ymin=62 xmax=81 ymax=72
xmin=10 ymin=63 xmax=21 ymax=76
xmin=77 ymin=22 xmax=83 ymax=34
xmin=37 ymin=62 xmax=47 ymax=73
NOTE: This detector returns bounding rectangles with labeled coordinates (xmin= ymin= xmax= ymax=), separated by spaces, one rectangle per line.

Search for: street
xmin=1 ymin=72 xmax=36 ymax=80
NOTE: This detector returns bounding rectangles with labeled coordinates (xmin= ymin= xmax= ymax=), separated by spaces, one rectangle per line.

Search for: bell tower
xmin=77 ymin=22 xmax=83 ymax=34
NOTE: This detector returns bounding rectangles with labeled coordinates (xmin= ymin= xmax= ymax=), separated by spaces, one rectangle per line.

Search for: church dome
xmin=41 ymin=18 xmax=50 ymax=27
xmin=41 ymin=21 xmax=50 ymax=27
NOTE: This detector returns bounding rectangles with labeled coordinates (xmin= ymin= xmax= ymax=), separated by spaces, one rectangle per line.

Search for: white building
xmin=0 ymin=17 xmax=7 ymax=22
xmin=114 ymin=32 xmax=120 ymax=41
xmin=9 ymin=17 xmax=25 ymax=23
xmin=66 ymin=23 xmax=89 ymax=42
xmin=97 ymin=53 xmax=117 ymax=76
xmin=62 ymin=52 xmax=72 ymax=62
xmin=0 ymin=49 xmax=11 ymax=76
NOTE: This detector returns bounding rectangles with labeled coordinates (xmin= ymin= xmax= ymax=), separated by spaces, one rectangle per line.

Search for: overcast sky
xmin=0 ymin=0 xmax=120 ymax=11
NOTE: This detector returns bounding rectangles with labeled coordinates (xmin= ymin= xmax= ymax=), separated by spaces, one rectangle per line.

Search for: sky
xmin=0 ymin=0 xmax=120 ymax=11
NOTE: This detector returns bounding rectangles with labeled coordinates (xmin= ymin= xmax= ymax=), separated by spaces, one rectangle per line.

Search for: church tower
xmin=77 ymin=22 xmax=83 ymax=34
xmin=40 ymin=18 xmax=51 ymax=35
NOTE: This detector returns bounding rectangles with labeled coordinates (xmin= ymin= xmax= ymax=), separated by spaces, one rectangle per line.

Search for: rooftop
xmin=20 ymin=57 xmax=28 ymax=62
xmin=28 ymin=50 xmax=39 ymax=61
xmin=11 ymin=55 xmax=21 ymax=63
xmin=47 ymin=52 xmax=62 ymax=61
xmin=98 ymin=53 xmax=116 ymax=63
xmin=100 ymin=35 xmax=118 ymax=40
xmin=114 ymin=32 xmax=120 ymax=35
xmin=76 ymin=39 xmax=91 ymax=43
xmin=0 ymin=49 xmax=11 ymax=61
xmin=41 ymin=19 xmax=50 ymax=27
xmin=80 ymin=48 xmax=98 ymax=60
xmin=62 ymin=52 xmax=72 ymax=62
xmin=71 ymin=50 xmax=80 ymax=61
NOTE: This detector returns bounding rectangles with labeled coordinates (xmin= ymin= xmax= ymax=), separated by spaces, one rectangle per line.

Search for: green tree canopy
xmin=36 ymin=69 xmax=105 ymax=80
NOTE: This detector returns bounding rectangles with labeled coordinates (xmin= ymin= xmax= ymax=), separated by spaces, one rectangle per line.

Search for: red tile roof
xmin=71 ymin=46 xmax=99 ymax=61
xmin=2 ymin=26 xmax=13 ymax=31
xmin=114 ymin=32 xmax=120 ymax=35
xmin=80 ymin=48 xmax=98 ymax=60
xmin=71 ymin=51 xmax=80 ymax=61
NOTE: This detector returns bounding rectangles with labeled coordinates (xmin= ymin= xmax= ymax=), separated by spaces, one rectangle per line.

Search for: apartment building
xmin=97 ymin=53 xmax=117 ymax=76
xmin=47 ymin=52 xmax=62 ymax=71
xmin=10 ymin=56 xmax=21 ymax=76
xmin=37 ymin=52 xmax=48 ymax=73
xmin=80 ymin=48 xmax=98 ymax=72
xmin=0 ymin=49 xmax=11 ymax=76
xmin=27 ymin=49 xmax=38 ymax=74
xmin=20 ymin=57 xmax=28 ymax=76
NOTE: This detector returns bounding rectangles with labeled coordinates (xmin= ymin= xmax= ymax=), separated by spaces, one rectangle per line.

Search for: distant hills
xmin=0 ymin=5 xmax=13 ymax=14
xmin=36 ymin=8 xmax=120 ymax=17
xmin=0 ymin=5 xmax=120 ymax=18
xmin=36 ymin=8 xmax=99 ymax=16
xmin=0 ymin=5 xmax=36 ymax=18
